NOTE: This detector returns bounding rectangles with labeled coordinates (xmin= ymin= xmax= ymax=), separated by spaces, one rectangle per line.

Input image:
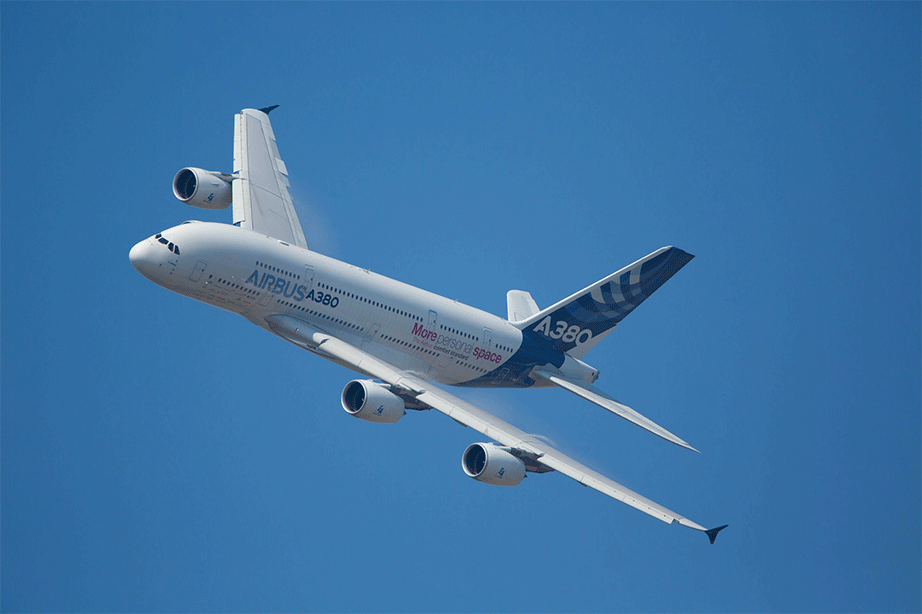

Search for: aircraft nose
xmin=129 ymin=239 xmax=159 ymax=279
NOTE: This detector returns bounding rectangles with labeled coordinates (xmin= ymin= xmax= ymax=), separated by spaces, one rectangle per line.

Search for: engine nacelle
xmin=462 ymin=443 xmax=526 ymax=486
xmin=341 ymin=380 xmax=405 ymax=424
xmin=172 ymin=167 xmax=233 ymax=209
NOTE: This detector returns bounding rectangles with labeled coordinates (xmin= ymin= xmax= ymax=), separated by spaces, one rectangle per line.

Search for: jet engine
xmin=461 ymin=443 xmax=526 ymax=486
xmin=341 ymin=380 xmax=405 ymax=424
xmin=172 ymin=167 xmax=233 ymax=209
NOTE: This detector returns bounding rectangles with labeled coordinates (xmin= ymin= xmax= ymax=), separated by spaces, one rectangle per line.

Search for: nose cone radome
xmin=129 ymin=239 xmax=159 ymax=280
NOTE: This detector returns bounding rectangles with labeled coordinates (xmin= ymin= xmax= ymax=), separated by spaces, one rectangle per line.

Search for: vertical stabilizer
xmin=512 ymin=247 xmax=694 ymax=358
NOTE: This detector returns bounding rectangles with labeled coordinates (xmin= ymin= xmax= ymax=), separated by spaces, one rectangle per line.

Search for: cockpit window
xmin=154 ymin=233 xmax=180 ymax=255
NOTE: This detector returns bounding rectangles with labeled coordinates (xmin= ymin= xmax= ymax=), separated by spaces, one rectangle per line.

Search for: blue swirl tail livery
xmin=512 ymin=246 xmax=694 ymax=359
xmin=130 ymin=108 xmax=725 ymax=542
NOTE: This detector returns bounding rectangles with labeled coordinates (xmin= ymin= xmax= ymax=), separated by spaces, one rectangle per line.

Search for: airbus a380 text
xmin=130 ymin=107 xmax=726 ymax=543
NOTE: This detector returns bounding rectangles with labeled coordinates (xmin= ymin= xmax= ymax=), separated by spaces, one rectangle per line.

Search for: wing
xmin=232 ymin=107 xmax=309 ymax=249
xmin=264 ymin=315 xmax=726 ymax=542
xmin=533 ymin=370 xmax=698 ymax=452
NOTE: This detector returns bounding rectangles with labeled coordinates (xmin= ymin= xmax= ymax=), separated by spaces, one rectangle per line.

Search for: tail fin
xmin=512 ymin=247 xmax=694 ymax=358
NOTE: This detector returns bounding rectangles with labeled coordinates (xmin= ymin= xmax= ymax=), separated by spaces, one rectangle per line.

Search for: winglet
xmin=705 ymin=524 xmax=729 ymax=544
xmin=258 ymin=105 xmax=279 ymax=114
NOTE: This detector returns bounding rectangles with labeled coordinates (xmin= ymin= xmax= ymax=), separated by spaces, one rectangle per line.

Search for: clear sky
xmin=2 ymin=3 xmax=919 ymax=612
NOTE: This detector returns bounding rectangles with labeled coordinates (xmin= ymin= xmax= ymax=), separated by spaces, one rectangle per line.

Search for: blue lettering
xmin=305 ymin=289 xmax=315 ymax=301
xmin=273 ymin=278 xmax=286 ymax=294
xmin=262 ymin=274 xmax=276 ymax=290
xmin=282 ymin=280 xmax=296 ymax=298
xmin=244 ymin=270 xmax=259 ymax=286
xmin=295 ymin=285 xmax=306 ymax=301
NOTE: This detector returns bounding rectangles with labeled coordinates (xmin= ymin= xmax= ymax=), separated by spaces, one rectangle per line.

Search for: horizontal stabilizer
xmin=507 ymin=290 xmax=540 ymax=322
xmin=535 ymin=370 xmax=698 ymax=452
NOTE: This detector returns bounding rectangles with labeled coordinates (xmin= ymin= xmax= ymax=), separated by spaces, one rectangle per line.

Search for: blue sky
xmin=2 ymin=3 xmax=919 ymax=612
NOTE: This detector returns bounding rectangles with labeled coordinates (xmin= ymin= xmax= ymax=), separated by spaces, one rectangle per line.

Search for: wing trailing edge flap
xmin=534 ymin=370 xmax=698 ymax=452
xmin=266 ymin=314 xmax=721 ymax=539
xmin=233 ymin=108 xmax=309 ymax=249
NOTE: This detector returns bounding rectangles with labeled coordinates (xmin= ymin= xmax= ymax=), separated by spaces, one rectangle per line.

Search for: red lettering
xmin=472 ymin=348 xmax=502 ymax=363
xmin=412 ymin=323 xmax=438 ymax=342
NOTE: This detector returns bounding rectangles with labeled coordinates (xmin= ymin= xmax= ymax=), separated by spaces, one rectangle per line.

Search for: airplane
xmin=129 ymin=106 xmax=727 ymax=544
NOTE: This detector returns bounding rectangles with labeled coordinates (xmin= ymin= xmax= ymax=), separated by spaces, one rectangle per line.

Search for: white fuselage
xmin=129 ymin=222 xmax=593 ymax=388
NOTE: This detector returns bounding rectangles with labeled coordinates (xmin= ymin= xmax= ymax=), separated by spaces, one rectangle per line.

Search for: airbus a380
xmin=130 ymin=107 xmax=727 ymax=543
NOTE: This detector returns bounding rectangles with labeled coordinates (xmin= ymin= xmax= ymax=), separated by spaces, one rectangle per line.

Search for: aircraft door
xmin=428 ymin=310 xmax=438 ymax=328
xmin=303 ymin=266 xmax=315 ymax=293
xmin=258 ymin=288 xmax=273 ymax=306
xmin=364 ymin=323 xmax=380 ymax=342
xmin=189 ymin=261 xmax=208 ymax=282
xmin=482 ymin=328 xmax=493 ymax=351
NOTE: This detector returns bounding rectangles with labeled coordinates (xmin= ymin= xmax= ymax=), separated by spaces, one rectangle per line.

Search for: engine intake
xmin=341 ymin=380 xmax=405 ymax=424
xmin=462 ymin=443 xmax=526 ymax=486
xmin=173 ymin=167 xmax=233 ymax=209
